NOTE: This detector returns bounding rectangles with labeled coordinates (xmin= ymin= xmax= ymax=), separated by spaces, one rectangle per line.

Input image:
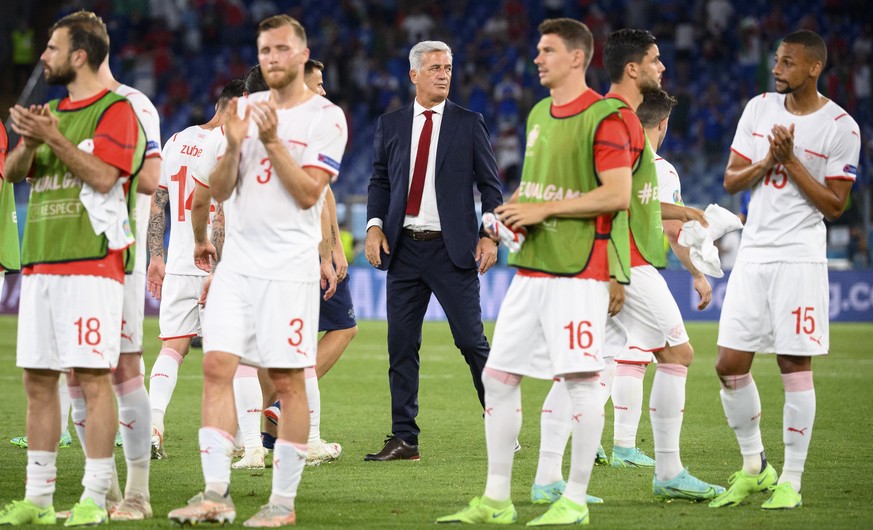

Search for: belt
xmin=402 ymin=228 xmax=442 ymax=241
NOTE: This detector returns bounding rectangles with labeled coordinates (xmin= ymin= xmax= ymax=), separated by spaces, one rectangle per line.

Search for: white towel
xmin=76 ymin=138 xmax=134 ymax=250
xmin=677 ymin=204 xmax=743 ymax=278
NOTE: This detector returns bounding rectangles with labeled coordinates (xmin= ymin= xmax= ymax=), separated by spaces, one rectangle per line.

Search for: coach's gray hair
xmin=409 ymin=41 xmax=452 ymax=72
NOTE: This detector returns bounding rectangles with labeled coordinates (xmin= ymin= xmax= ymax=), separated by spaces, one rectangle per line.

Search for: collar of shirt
xmin=404 ymin=99 xmax=447 ymax=231
xmin=413 ymin=99 xmax=447 ymax=117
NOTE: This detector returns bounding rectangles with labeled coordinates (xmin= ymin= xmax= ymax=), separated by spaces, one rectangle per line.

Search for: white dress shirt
xmin=367 ymin=99 xmax=446 ymax=232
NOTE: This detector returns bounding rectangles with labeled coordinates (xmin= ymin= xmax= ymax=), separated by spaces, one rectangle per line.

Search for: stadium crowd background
xmin=1 ymin=0 xmax=871 ymax=268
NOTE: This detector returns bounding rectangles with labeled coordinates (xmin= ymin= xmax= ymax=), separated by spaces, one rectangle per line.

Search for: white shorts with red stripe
xmin=159 ymin=273 xmax=206 ymax=340
xmin=487 ymin=274 xmax=608 ymax=380
xmin=202 ymin=267 xmax=319 ymax=369
xmin=17 ymin=274 xmax=123 ymax=371
xmin=718 ymin=260 xmax=829 ymax=356
xmin=614 ymin=264 xmax=688 ymax=363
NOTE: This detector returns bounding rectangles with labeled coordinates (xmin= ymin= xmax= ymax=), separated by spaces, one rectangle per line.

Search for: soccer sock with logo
xmin=650 ymin=364 xmax=687 ymax=481
xmin=114 ymin=375 xmax=151 ymax=499
xmin=612 ymin=363 xmax=646 ymax=448
xmin=232 ymin=365 xmax=263 ymax=452
xmin=563 ymin=375 xmax=604 ymax=505
xmin=80 ymin=457 xmax=115 ymax=508
xmin=270 ymin=440 xmax=307 ymax=510
xmin=200 ymin=428 xmax=234 ymax=496
xmin=68 ymin=382 xmax=87 ymax=452
xmin=780 ymin=371 xmax=815 ymax=492
xmin=535 ymin=379 xmax=571 ymax=485
xmin=482 ymin=368 xmax=523 ymax=502
xmin=25 ymin=451 xmax=57 ymax=508
xmin=59 ymin=380 xmax=72 ymax=437
xmin=304 ymin=368 xmax=321 ymax=447
xmin=720 ymin=373 xmax=765 ymax=474
xmin=598 ymin=357 xmax=616 ymax=407
xmin=149 ymin=348 xmax=183 ymax=434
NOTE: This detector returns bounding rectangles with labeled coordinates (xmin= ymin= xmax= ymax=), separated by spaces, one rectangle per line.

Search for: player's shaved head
xmin=781 ymin=30 xmax=827 ymax=68
xmin=637 ymin=89 xmax=677 ymax=129
xmin=245 ymin=64 xmax=268 ymax=93
xmin=216 ymin=79 xmax=245 ymax=112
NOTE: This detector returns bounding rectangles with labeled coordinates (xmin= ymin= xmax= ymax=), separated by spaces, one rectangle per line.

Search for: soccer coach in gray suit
xmin=364 ymin=40 xmax=504 ymax=461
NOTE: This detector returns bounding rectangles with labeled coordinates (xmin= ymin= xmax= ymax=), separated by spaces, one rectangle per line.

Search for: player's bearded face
xmin=637 ymin=45 xmax=664 ymax=93
xmin=44 ymin=53 xmax=76 ymax=86
xmin=41 ymin=29 xmax=77 ymax=86
xmin=258 ymin=25 xmax=308 ymax=90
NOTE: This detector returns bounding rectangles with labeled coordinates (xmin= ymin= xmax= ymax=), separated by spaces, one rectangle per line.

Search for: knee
xmin=202 ymin=354 xmax=235 ymax=386
xmin=658 ymin=343 xmax=694 ymax=367
xmin=270 ymin=370 xmax=305 ymax=398
xmin=113 ymin=354 xmax=142 ymax=382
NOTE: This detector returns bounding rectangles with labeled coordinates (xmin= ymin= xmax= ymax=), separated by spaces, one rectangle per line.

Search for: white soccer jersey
xmin=159 ymin=125 xmax=214 ymax=276
xmin=217 ymin=92 xmax=348 ymax=281
xmin=655 ymin=155 xmax=683 ymax=205
xmin=116 ymin=84 xmax=162 ymax=274
xmin=730 ymin=92 xmax=860 ymax=263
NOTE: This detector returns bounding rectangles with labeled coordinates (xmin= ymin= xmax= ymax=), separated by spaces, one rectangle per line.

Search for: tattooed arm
xmin=210 ymin=202 xmax=225 ymax=269
xmin=146 ymin=188 xmax=169 ymax=299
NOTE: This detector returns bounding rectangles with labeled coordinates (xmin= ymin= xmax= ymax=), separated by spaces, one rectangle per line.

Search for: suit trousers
xmin=385 ymin=234 xmax=489 ymax=445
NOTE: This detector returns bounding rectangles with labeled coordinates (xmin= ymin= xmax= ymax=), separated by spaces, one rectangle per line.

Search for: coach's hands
xmin=365 ymin=226 xmax=390 ymax=268
xmin=475 ymin=237 xmax=498 ymax=275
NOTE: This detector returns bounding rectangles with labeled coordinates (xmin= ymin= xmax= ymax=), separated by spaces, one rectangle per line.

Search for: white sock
xmin=482 ymin=368 xmax=523 ymax=502
xmin=650 ymin=364 xmax=687 ymax=481
xmin=68 ymin=384 xmax=87 ymax=453
xmin=563 ymin=375 xmax=604 ymax=505
xmin=720 ymin=373 xmax=765 ymax=474
xmin=233 ymin=365 xmax=263 ymax=452
xmin=115 ymin=375 xmax=151 ymax=499
xmin=199 ymin=428 xmax=234 ymax=495
xmin=780 ymin=371 xmax=815 ymax=492
xmin=81 ymin=457 xmax=115 ymax=508
xmin=598 ymin=357 xmax=616 ymax=407
xmin=270 ymin=440 xmax=307 ymax=511
xmin=304 ymin=367 xmax=321 ymax=446
xmin=59 ymin=381 xmax=71 ymax=436
xmin=149 ymin=348 xmax=183 ymax=434
xmin=612 ymin=363 xmax=646 ymax=448
xmin=535 ymin=379 xmax=571 ymax=485
xmin=25 ymin=451 xmax=57 ymax=508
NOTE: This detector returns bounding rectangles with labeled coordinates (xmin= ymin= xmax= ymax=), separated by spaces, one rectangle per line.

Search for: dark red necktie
xmin=406 ymin=110 xmax=434 ymax=216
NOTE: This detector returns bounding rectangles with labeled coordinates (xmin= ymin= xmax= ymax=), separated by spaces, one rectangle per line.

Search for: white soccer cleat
xmin=232 ymin=446 xmax=267 ymax=469
xmin=150 ymin=427 xmax=166 ymax=460
xmin=306 ymin=440 xmax=342 ymax=466
xmin=167 ymin=491 xmax=235 ymax=525
xmin=110 ymin=493 xmax=153 ymax=521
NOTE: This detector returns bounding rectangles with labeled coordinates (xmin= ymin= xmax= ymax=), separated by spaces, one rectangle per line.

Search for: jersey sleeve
xmin=300 ymin=104 xmax=348 ymax=181
xmin=730 ymin=96 xmax=760 ymax=162
xmin=158 ymin=136 xmax=174 ymax=189
xmin=135 ymin=98 xmax=162 ymax=159
xmin=193 ymin=127 xmax=226 ymax=187
xmin=593 ymin=113 xmax=632 ymax=173
xmin=656 ymin=158 xmax=683 ymax=204
xmin=825 ymin=118 xmax=861 ymax=181
xmin=93 ymin=100 xmax=140 ymax=177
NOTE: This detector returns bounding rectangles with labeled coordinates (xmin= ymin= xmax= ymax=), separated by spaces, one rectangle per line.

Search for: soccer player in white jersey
xmin=145 ymin=80 xmax=245 ymax=462
xmin=608 ymin=88 xmax=713 ymax=470
xmin=168 ymin=15 xmax=348 ymax=527
xmin=710 ymin=30 xmax=860 ymax=510
xmin=52 ymin=40 xmax=163 ymax=522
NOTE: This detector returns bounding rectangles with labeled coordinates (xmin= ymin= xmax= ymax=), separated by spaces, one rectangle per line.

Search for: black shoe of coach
xmin=364 ymin=436 xmax=420 ymax=461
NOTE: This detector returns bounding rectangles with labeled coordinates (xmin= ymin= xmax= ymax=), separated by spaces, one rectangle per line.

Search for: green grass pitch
xmin=0 ymin=316 xmax=871 ymax=528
